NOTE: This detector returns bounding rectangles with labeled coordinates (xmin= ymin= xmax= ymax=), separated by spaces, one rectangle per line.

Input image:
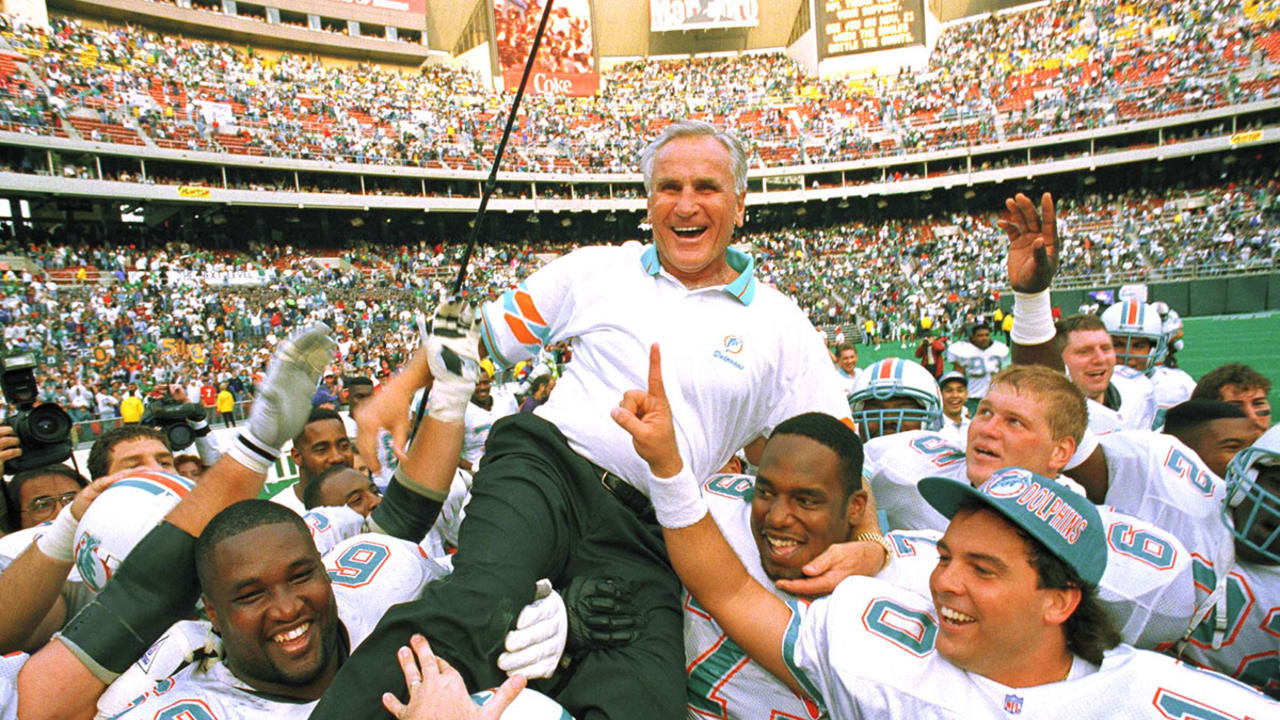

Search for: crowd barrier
xmin=996 ymin=271 xmax=1280 ymax=318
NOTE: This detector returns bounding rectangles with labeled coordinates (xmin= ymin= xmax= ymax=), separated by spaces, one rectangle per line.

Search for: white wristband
xmin=1011 ymin=289 xmax=1056 ymax=345
xmin=227 ymin=429 xmax=280 ymax=476
xmin=648 ymin=465 xmax=708 ymax=529
xmin=35 ymin=504 xmax=79 ymax=562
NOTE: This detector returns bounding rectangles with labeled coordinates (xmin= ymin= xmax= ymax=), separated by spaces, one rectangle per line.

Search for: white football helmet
xmin=1156 ymin=303 xmax=1185 ymax=357
xmin=1101 ymin=300 xmax=1167 ymax=376
xmin=848 ymin=358 xmax=943 ymax=441
xmin=1223 ymin=424 xmax=1280 ymax=564
xmin=73 ymin=470 xmax=196 ymax=593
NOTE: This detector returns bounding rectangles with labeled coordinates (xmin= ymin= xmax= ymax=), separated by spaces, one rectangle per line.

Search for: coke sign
xmin=505 ymin=70 xmax=599 ymax=97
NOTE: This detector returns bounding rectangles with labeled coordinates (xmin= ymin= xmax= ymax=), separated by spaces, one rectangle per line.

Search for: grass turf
xmin=852 ymin=311 xmax=1280 ymax=411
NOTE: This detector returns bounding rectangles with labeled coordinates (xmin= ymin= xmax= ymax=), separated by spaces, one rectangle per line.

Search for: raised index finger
xmin=647 ymin=343 xmax=666 ymax=400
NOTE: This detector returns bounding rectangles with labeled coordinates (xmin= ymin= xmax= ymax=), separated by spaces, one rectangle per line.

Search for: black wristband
xmin=366 ymin=472 xmax=444 ymax=543
xmin=59 ymin=521 xmax=200 ymax=680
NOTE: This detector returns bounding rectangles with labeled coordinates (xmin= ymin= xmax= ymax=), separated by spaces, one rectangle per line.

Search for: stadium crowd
xmin=0 ymin=118 xmax=1278 ymax=718
xmin=1 ymin=171 xmax=1277 ymax=430
xmin=0 ymin=0 xmax=1278 ymax=715
xmin=1 ymin=0 xmax=1278 ymax=171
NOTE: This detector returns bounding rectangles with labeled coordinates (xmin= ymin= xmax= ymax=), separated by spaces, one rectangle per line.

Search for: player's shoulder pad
xmin=1130 ymin=649 xmax=1280 ymax=715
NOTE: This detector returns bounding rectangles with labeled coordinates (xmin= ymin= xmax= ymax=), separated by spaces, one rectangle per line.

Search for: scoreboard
xmin=816 ymin=0 xmax=925 ymax=58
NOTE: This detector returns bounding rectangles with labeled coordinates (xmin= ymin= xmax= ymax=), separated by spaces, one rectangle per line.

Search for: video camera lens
xmin=165 ymin=423 xmax=195 ymax=451
xmin=1 ymin=353 xmax=74 ymax=474
xmin=28 ymin=404 xmax=72 ymax=443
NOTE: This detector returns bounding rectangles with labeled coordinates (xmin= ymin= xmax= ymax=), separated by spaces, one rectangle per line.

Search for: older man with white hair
xmin=310 ymin=120 xmax=856 ymax=719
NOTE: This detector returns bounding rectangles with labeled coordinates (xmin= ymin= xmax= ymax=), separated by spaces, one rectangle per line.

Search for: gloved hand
xmin=227 ymin=324 xmax=335 ymax=474
xmin=497 ymin=579 xmax=566 ymax=679
xmin=96 ymin=620 xmax=220 ymax=718
xmin=565 ymin=576 xmax=645 ymax=655
xmin=186 ymin=404 xmax=212 ymax=438
xmin=423 ymin=297 xmax=481 ymax=424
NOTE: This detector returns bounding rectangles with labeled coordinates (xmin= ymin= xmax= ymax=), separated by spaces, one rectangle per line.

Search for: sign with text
xmin=495 ymin=0 xmax=597 ymax=94
xmin=502 ymin=69 xmax=600 ymax=97
xmin=817 ymin=0 xmax=925 ymax=58
xmin=650 ymin=0 xmax=759 ymax=32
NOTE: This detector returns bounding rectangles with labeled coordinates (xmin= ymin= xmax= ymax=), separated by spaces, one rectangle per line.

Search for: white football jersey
xmin=113 ymin=535 xmax=448 ymax=719
xmin=0 ymin=652 xmax=26 ymax=720
xmin=421 ymin=470 xmax=472 ymax=561
xmin=462 ymin=400 xmax=510 ymax=467
xmin=1092 ymin=431 xmax=1233 ymax=567
xmin=784 ymin=577 xmax=1277 ymax=719
xmin=944 ymin=341 xmax=1009 ymax=399
xmin=1092 ymin=507 xmax=1197 ymax=650
xmin=1087 ymin=367 xmax=1158 ymax=433
xmin=687 ymin=475 xmax=822 ymax=720
xmin=1178 ymin=559 xmax=1280 ymax=695
xmin=301 ymin=505 xmax=366 ymax=556
xmin=1150 ymin=366 xmax=1196 ymax=428
xmin=864 ymin=431 xmax=966 ymax=533
xmin=834 ymin=367 xmax=862 ymax=399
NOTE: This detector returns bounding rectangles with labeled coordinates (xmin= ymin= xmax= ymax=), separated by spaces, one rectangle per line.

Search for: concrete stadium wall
xmin=999 ymin=273 xmax=1280 ymax=318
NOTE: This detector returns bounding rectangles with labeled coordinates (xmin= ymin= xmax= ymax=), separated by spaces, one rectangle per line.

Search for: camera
xmin=140 ymin=399 xmax=208 ymax=451
xmin=1 ymin=352 xmax=73 ymax=475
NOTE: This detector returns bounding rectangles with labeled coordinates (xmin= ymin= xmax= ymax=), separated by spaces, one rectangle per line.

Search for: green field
xmin=855 ymin=312 xmax=1280 ymax=410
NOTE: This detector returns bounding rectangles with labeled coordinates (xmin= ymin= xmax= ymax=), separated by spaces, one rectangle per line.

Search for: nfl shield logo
xmin=1003 ymin=694 xmax=1023 ymax=714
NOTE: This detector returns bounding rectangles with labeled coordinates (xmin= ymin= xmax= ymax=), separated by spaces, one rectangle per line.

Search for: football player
xmin=996 ymin=191 xmax=1280 ymax=692
xmin=612 ymin=346 xmax=1274 ymax=718
xmin=847 ymin=358 xmax=944 ymax=444
xmin=1101 ymin=300 xmax=1192 ymax=428
xmin=109 ymin=501 xmax=568 ymax=719
xmin=944 ymin=323 xmax=1009 ymax=411
xmin=683 ymin=412 xmax=892 ymax=720
xmin=1057 ymin=313 xmax=1158 ymax=433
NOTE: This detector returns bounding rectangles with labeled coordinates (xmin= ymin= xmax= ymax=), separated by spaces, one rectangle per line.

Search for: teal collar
xmin=639 ymin=244 xmax=756 ymax=306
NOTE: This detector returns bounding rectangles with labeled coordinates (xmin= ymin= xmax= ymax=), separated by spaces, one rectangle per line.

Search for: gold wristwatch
xmin=855 ymin=532 xmax=894 ymax=571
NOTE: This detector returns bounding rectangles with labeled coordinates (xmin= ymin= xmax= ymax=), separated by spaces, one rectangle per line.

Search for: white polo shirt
xmin=479 ymin=242 xmax=850 ymax=495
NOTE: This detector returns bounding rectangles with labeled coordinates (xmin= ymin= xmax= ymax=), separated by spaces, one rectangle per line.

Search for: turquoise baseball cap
xmin=918 ymin=467 xmax=1107 ymax=587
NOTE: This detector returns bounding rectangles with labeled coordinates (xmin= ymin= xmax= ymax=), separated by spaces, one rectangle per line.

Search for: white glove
xmin=497 ymin=578 xmax=566 ymax=679
xmin=424 ymin=297 xmax=481 ymax=424
xmin=95 ymin=620 xmax=220 ymax=719
xmin=228 ymin=324 xmax=336 ymax=474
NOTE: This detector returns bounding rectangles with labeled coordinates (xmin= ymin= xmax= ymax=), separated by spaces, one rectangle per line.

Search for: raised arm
xmin=356 ymin=297 xmax=476 ymax=542
xmin=998 ymin=192 xmax=1063 ymax=370
xmin=17 ymin=325 xmax=335 ymax=720
xmin=0 ymin=474 xmax=117 ymax=653
xmin=610 ymin=344 xmax=804 ymax=696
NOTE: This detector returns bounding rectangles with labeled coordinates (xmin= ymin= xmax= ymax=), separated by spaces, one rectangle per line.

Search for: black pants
xmin=310 ymin=412 xmax=686 ymax=720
